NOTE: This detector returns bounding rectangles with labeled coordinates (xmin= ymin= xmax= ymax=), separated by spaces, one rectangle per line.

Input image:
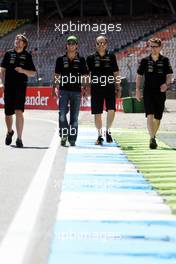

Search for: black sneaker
xmin=149 ymin=137 xmax=157 ymax=149
xmin=16 ymin=138 xmax=23 ymax=148
xmin=106 ymin=131 xmax=113 ymax=143
xmin=5 ymin=130 xmax=14 ymax=145
xmin=61 ymin=136 xmax=67 ymax=147
xmin=95 ymin=136 xmax=104 ymax=145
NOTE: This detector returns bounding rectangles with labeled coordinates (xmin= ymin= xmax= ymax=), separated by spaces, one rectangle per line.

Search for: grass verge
xmin=114 ymin=129 xmax=176 ymax=214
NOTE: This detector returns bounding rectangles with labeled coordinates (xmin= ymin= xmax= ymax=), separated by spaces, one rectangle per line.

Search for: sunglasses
xmin=67 ymin=41 xmax=77 ymax=45
xmin=96 ymin=42 xmax=107 ymax=46
xmin=150 ymin=45 xmax=160 ymax=48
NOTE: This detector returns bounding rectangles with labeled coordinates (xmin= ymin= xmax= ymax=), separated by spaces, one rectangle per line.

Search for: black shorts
xmin=4 ymin=85 xmax=27 ymax=115
xmin=91 ymin=87 xmax=116 ymax=114
xmin=143 ymin=92 xmax=166 ymax=120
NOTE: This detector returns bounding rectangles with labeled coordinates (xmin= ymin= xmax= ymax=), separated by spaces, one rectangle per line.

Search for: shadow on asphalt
xmin=10 ymin=145 xmax=49 ymax=150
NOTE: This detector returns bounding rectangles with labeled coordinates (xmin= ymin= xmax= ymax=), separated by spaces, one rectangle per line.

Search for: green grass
xmin=114 ymin=130 xmax=176 ymax=214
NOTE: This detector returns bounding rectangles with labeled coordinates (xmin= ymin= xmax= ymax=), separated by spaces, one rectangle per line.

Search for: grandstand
xmin=0 ymin=19 xmax=28 ymax=38
xmin=118 ymin=23 xmax=176 ymax=82
xmin=0 ymin=1 xmax=176 ymax=87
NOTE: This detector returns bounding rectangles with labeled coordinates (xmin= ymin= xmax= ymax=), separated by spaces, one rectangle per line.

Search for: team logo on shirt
xmin=104 ymin=56 xmax=111 ymax=67
xmin=148 ymin=65 xmax=153 ymax=72
xmin=73 ymin=59 xmax=80 ymax=69
xmin=147 ymin=60 xmax=154 ymax=72
xmin=19 ymin=55 xmax=27 ymax=60
xmin=9 ymin=53 xmax=16 ymax=64
xmin=94 ymin=54 xmax=111 ymax=68
xmin=20 ymin=55 xmax=26 ymax=66
xmin=63 ymin=56 xmax=69 ymax=68
xmin=157 ymin=61 xmax=164 ymax=74
xmin=157 ymin=62 xmax=163 ymax=67
xmin=94 ymin=56 xmax=100 ymax=67
xmin=148 ymin=67 xmax=153 ymax=72
xmin=10 ymin=58 xmax=15 ymax=64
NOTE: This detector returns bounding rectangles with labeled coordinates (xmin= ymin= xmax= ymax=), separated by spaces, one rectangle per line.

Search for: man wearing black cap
xmin=87 ymin=35 xmax=121 ymax=145
xmin=136 ymin=38 xmax=173 ymax=149
xmin=0 ymin=34 xmax=36 ymax=147
xmin=52 ymin=35 xmax=88 ymax=146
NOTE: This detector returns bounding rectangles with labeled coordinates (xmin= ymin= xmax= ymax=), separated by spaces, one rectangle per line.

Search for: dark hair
xmin=149 ymin=38 xmax=161 ymax=46
xmin=16 ymin=34 xmax=28 ymax=49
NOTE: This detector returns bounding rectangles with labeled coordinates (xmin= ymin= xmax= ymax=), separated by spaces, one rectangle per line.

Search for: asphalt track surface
xmin=0 ymin=110 xmax=67 ymax=263
xmin=0 ymin=102 xmax=175 ymax=263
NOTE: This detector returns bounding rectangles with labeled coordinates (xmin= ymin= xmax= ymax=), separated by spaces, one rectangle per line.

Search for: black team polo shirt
xmin=137 ymin=54 xmax=173 ymax=94
xmin=55 ymin=53 xmax=88 ymax=92
xmin=1 ymin=49 xmax=36 ymax=89
xmin=86 ymin=51 xmax=119 ymax=91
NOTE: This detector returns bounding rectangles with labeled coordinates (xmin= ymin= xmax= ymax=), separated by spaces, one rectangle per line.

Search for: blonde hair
xmin=149 ymin=38 xmax=161 ymax=46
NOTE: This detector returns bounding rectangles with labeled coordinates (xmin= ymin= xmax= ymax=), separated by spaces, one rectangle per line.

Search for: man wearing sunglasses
xmin=136 ymin=38 xmax=173 ymax=149
xmin=87 ymin=35 xmax=121 ymax=145
xmin=52 ymin=35 xmax=88 ymax=147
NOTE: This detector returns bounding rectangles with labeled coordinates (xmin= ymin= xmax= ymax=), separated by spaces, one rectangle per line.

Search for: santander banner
xmin=0 ymin=87 xmax=123 ymax=111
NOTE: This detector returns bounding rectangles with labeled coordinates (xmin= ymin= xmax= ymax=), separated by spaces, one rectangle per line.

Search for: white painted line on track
xmin=66 ymin=162 xmax=134 ymax=168
xmin=59 ymin=191 xmax=166 ymax=202
xmin=0 ymin=124 xmax=59 ymax=264
xmin=65 ymin=163 xmax=136 ymax=174
xmin=68 ymin=148 xmax=124 ymax=154
xmin=57 ymin=209 xmax=176 ymax=221
xmin=58 ymin=192 xmax=172 ymax=213
xmin=57 ymin=193 xmax=176 ymax=221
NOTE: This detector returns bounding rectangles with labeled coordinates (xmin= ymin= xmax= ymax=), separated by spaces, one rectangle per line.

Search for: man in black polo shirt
xmin=52 ymin=35 xmax=88 ymax=146
xmin=0 ymin=34 xmax=36 ymax=147
xmin=87 ymin=35 xmax=121 ymax=145
xmin=136 ymin=38 xmax=173 ymax=149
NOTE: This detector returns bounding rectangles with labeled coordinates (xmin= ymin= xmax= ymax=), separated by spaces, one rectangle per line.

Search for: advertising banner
xmin=0 ymin=87 xmax=123 ymax=111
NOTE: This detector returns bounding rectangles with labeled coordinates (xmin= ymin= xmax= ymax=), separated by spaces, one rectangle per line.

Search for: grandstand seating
xmin=0 ymin=17 xmax=175 ymax=85
xmin=118 ymin=23 xmax=176 ymax=82
xmin=0 ymin=19 xmax=28 ymax=38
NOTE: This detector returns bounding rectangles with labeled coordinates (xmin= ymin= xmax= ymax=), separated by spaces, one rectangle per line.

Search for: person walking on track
xmin=136 ymin=38 xmax=173 ymax=149
xmin=52 ymin=35 xmax=88 ymax=147
xmin=0 ymin=34 xmax=36 ymax=147
xmin=87 ymin=35 xmax=121 ymax=145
